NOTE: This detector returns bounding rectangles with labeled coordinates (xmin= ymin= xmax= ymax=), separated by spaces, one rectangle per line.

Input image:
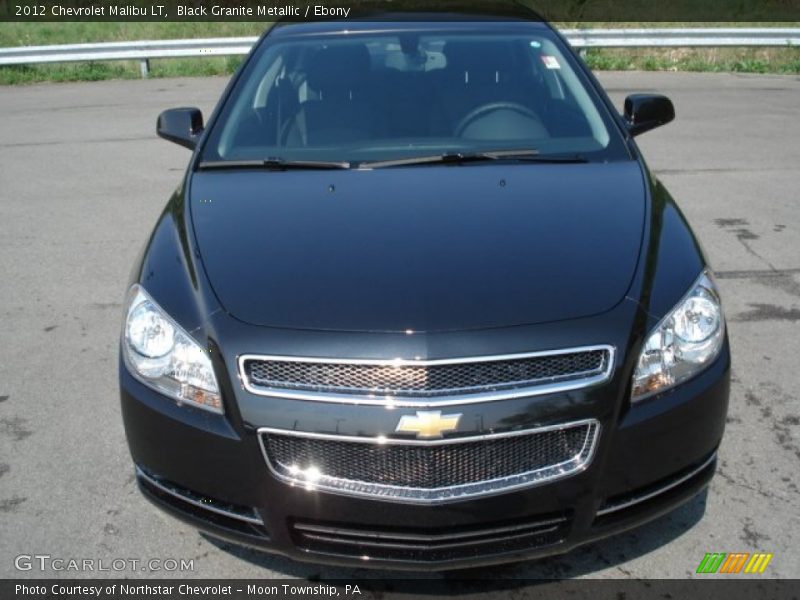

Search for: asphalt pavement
xmin=0 ymin=71 xmax=798 ymax=581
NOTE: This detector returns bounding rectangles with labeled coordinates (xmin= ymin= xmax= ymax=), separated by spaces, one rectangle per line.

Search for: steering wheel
xmin=454 ymin=102 xmax=545 ymax=138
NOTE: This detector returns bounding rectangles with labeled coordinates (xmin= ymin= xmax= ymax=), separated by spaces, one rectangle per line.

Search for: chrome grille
xmin=240 ymin=346 xmax=613 ymax=406
xmin=259 ymin=420 xmax=599 ymax=503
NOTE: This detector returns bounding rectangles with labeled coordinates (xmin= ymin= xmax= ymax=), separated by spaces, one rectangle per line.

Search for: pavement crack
xmin=715 ymin=268 xmax=800 ymax=279
xmin=715 ymin=466 xmax=790 ymax=505
xmin=0 ymin=135 xmax=154 ymax=149
xmin=0 ymin=416 xmax=32 ymax=442
xmin=657 ymin=167 xmax=795 ymax=175
xmin=733 ymin=303 xmax=800 ymax=323
xmin=715 ymin=218 xmax=749 ymax=228
xmin=714 ymin=219 xmax=778 ymax=272
xmin=0 ymin=496 xmax=27 ymax=512
xmin=734 ymin=235 xmax=776 ymax=271
xmin=741 ymin=517 xmax=771 ymax=547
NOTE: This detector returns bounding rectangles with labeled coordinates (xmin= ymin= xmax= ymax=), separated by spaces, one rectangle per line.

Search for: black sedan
xmin=120 ymin=6 xmax=730 ymax=570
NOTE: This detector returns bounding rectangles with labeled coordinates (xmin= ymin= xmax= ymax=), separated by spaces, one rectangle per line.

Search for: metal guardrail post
xmin=140 ymin=59 xmax=150 ymax=78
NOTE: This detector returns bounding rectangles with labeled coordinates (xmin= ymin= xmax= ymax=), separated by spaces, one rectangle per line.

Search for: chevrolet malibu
xmin=120 ymin=6 xmax=730 ymax=570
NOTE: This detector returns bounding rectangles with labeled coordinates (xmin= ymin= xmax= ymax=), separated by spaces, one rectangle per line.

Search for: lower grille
xmin=291 ymin=513 xmax=569 ymax=562
xmin=259 ymin=420 xmax=599 ymax=504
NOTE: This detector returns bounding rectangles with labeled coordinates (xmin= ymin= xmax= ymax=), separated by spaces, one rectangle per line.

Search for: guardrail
xmin=0 ymin=37 xmax=258 ymax=77
xmin=564 ymin=27 xmax=800 ymax=48
xmin=0 ymin=28 xmax=798 ymax=78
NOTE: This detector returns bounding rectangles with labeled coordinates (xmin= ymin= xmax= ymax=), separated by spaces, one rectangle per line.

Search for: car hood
xmin=190 ymin=161 xmax=645 ymax=333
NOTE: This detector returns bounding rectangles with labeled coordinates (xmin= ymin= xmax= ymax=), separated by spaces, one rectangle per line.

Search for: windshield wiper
xmin=197 ymin=158 xmax=351 ymax=171
xmin=362 ymin=150 xmax=588 ymax=169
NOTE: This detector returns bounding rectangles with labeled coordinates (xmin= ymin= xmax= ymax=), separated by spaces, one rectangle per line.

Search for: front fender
xmin=126 ymin=178 xmax=221 ymax=337
xmin=638 ymin=170 xmax=708 ymax=325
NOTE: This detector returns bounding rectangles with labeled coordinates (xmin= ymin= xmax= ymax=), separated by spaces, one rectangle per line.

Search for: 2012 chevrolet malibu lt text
xmin=120 ymin=6 xmax=730 ymax=570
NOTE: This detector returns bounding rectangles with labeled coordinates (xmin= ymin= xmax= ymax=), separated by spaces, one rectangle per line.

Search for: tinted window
xmin=202 ymin=29 xmax=627 ymax=163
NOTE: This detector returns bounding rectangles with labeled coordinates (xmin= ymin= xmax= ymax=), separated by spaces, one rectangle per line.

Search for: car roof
xmin=269 ymin=2 xmax=550 ymax=38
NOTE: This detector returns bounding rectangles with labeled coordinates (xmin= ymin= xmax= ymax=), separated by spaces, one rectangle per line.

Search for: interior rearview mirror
xmin=624 ymin=94 xmax=675 ymax=137
xmin=157 ymin=107 xmax=204 ymax=149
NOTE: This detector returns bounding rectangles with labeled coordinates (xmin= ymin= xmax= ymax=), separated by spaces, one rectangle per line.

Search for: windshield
xmin=201 ymin=28 xmax=628 ymax=165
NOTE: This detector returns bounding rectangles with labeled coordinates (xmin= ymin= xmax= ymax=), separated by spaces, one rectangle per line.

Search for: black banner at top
xmin=1 ymin=0 xmax=800 ymax=22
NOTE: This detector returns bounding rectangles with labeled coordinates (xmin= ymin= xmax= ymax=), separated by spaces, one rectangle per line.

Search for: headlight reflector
xmin=122 ymin=286 xmax=222 ymax=413
xmin=631 ymin=272 xmax=725 ymax=401
xmin=126 ymin=302 xmax=175 ymax=358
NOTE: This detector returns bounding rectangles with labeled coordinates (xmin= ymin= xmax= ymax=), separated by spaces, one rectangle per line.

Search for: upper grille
xmin=240 ymin=346 xmax=612 ymax=406
xmin=259 ymin=420 xmax=598 ymax=503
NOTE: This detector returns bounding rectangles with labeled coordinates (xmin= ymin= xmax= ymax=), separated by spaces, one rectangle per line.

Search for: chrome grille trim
xmin=135 ymin=466 xmax=264 ymax=525
xmin=290 ymin=513 xmax=570 ymax=561
xmin=297 ymin=524 xmax=562 ymax=551
xmin=596 ymin=452 xmax=717 ymax=516
xmin=292 ymin=515 xmax=568 ymax=542
xmin=238 ymin=345 xmax=615 ymax=407
xmin=257 ymin=419 xmax=600 ymax=504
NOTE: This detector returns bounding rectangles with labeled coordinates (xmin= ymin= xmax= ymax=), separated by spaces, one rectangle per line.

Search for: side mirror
xmin=623 ymin=94 xmax=675 ymax=137
xmin=157 ymin=107 xmax=203 ymax=149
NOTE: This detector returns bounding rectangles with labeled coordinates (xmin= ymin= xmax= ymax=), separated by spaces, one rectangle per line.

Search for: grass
xmin=584 ymin=46 xmax=800 ymax=74
xmin=0 ymin=22 xmax=262 ymax=84
xmin=0 ymin=21 xmax=799 ymax=84
xmin=0 ymin=21 xmax=267 ymax=45
xmin=0 ymin=56 xmax=247 ymax=84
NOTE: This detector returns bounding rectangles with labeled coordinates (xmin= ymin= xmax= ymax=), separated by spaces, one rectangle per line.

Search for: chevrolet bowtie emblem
xmin=395 ymin=411 xmax=462 ymax=439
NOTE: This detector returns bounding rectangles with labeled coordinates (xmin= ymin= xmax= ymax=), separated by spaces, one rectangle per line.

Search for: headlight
xmin=122 ymin=285 xmax=222 ymax=413
xmin=631 ymin=271 xmax=725 ymax=401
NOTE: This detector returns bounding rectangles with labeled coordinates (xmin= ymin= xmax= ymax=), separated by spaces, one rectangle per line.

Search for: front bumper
xmin=120 ymin=341 xmax=729 ymax=571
